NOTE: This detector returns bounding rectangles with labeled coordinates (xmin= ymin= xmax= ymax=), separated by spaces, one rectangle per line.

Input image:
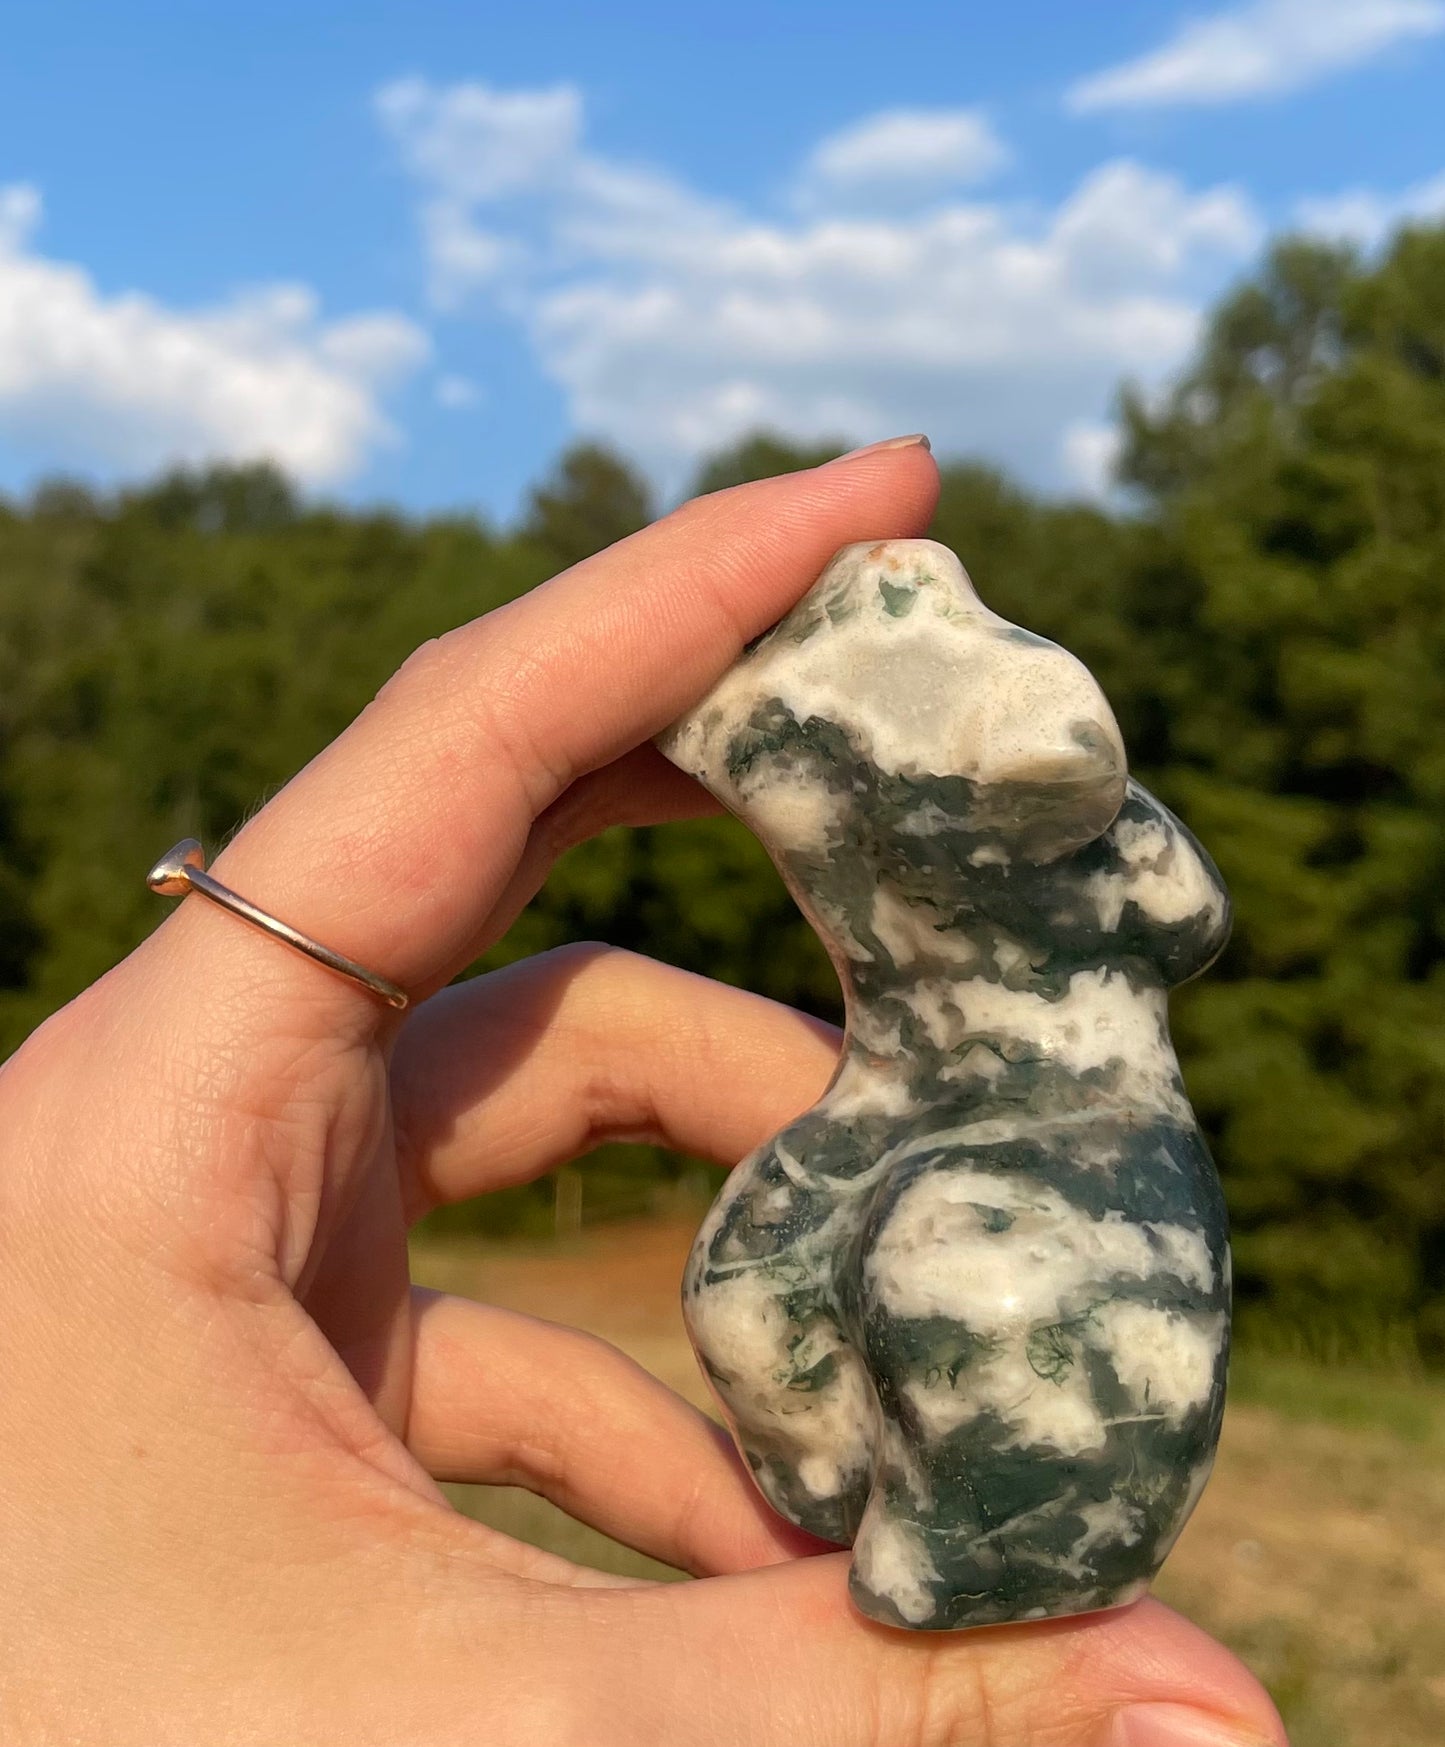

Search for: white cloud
xmin=800 ymin=109 xmax=1008 ymax=201
xmin=0 ymin=184 xmax=429 ymax=486
xmin=378 ymin=78 xmax=1260 ymax=494
xmin=1296 ymin=168 xmax=1445 ymax=244
xmin=0 ymin=182 xmax=41 ymax=248
xmin=378 ymin=77 xmax=583 ymax=201
xmin=435 ymin=372 xmax=482 ymax=409
xmin=1062 ymin=419 xmax=1124 ymax=499
xmin=379 ymin=75 xmax=725 ymax=307
xmin=1068 ymin=0 xmax=1444 ymax=112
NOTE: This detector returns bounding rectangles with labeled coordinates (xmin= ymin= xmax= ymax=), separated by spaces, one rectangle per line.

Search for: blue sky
xmin=1 ymin=0 xmax=1443 ymax=521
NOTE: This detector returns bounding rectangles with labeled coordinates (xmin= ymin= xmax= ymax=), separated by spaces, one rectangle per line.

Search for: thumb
xmin=598 ymin=1556 xmax=1286 ymax=1746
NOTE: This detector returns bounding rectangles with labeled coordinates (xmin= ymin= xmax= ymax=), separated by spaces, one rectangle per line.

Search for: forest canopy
xmin=2 ymin=228 xmax=1443 ymax=1363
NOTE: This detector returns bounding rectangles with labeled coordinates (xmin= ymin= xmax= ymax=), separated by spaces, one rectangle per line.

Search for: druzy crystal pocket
xmin=658 ymin=538 xmax=1232 ymax=1631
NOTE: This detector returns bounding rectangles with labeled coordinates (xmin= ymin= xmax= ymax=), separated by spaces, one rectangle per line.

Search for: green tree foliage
xmin=2 ymin=228 xmax=1444 ymax=1359
xmin=1112 ymin=228 xmax=1445 ymax=1362
xmin=519 ymin=440 xmax=653 ymax=573
xmin=690 ymin=430 xmax=847 ymax=493
xmin=0 ymin=464 xmax=553 ymax=1043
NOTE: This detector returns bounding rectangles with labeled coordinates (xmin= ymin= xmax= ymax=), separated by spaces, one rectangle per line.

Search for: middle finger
xmin=391 ymin=944 xmax=839 ymax=1219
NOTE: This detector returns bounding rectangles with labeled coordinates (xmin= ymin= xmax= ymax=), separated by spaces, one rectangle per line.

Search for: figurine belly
xmin=660 ymin=537 xmax=1234 ymax=1631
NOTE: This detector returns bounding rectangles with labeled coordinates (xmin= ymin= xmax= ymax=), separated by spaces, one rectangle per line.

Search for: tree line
xmin=2 ymin=229 xmax=1442 ymax=1363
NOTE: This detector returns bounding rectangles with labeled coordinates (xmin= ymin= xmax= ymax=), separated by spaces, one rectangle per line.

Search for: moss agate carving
xmin=658 ymin=539 xmax=1232 ymax=1632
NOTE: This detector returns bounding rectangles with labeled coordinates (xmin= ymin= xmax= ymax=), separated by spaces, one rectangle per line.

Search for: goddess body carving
xmin=658 ymin=539 xmax=1232 ymax=1631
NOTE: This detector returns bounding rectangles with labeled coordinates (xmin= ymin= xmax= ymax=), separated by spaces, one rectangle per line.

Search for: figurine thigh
xmin=846 ymin=1140 xmax=1228 ymax=1630
xmin=682 ymin=1151 xmax=877 ymax=1545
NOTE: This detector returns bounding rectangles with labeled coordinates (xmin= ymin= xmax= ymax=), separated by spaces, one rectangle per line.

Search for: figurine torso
xmin=660 ymin=539 xmax=1232 ymax=1630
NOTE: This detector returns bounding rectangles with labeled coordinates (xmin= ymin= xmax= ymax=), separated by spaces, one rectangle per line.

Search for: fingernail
xmin=829 ymin=433 xmax=931 ymax=463
xmin=1109 ymin=1704 xmax=1279 ymax=1747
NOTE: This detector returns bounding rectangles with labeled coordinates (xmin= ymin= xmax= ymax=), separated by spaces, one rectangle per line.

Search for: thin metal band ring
xmin=146 ymin=839 xmax=410 ymax=1011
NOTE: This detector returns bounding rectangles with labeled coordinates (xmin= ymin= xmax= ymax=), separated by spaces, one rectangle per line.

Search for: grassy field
xmin=411 ymin=1219 xmax=1445 ymax=1747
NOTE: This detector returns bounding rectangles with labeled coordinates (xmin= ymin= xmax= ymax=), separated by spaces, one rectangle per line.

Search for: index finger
xmin=133 ymin=439 xmax=938 ymax=1028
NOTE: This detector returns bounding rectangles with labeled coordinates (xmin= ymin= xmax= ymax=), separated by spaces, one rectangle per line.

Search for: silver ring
xmin=146 ymin=839 xmax=410 ymax=1011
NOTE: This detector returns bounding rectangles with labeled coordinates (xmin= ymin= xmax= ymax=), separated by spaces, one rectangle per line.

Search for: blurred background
xmin=2 ymin=4 xmax=1443 ymax=1741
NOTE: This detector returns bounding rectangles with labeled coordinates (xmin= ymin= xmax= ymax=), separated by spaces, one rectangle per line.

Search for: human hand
xmin=0 ymin=440 xmax=1286 ymax=1745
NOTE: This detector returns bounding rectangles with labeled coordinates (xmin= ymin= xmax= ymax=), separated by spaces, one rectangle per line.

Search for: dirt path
xmin=413 ymin=1219 xmax=1445 ymax=1747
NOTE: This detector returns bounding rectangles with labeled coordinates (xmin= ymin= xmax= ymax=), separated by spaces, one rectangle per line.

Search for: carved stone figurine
xmin=657 ymin=538 xmax=1232 ymax=1632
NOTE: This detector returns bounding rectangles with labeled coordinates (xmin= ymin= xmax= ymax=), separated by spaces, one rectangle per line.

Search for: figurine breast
xmin=658 ymin=538 xmax=1232 ymax=1631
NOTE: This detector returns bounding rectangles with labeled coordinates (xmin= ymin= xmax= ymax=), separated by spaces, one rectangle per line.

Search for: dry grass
xmin=411 ymin=1219 xmax=1445 ymax=1747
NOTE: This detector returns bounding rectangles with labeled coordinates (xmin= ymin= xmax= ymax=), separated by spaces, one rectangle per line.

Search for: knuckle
xmin=856 ymin=1643 xmax=999 ymax=1747
xmin=373 ymin=621 xmax=575 ymax=863
xmin=524 ymin=941 xmax=648 ymax=1031
xmin=379 ymin=627 xmax=470 ymax=701
xmin=532 ymin=938 xmax=626 ymax=982
xmin=910 ymin=1642 xmax=1029 ymax=1747
xmin=666 ymin=1461 xmax=716 ymax=1574
xmin=474 ymin=681 xmax=574 ymax=814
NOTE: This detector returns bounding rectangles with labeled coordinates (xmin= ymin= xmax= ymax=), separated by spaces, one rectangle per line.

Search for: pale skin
xmin=0 ymin=441 xmax=1287 ymax=1747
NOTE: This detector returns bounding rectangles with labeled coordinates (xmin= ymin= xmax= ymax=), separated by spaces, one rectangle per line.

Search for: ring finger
xmin=408 ymin=1291 xmax=834 ymax=1576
